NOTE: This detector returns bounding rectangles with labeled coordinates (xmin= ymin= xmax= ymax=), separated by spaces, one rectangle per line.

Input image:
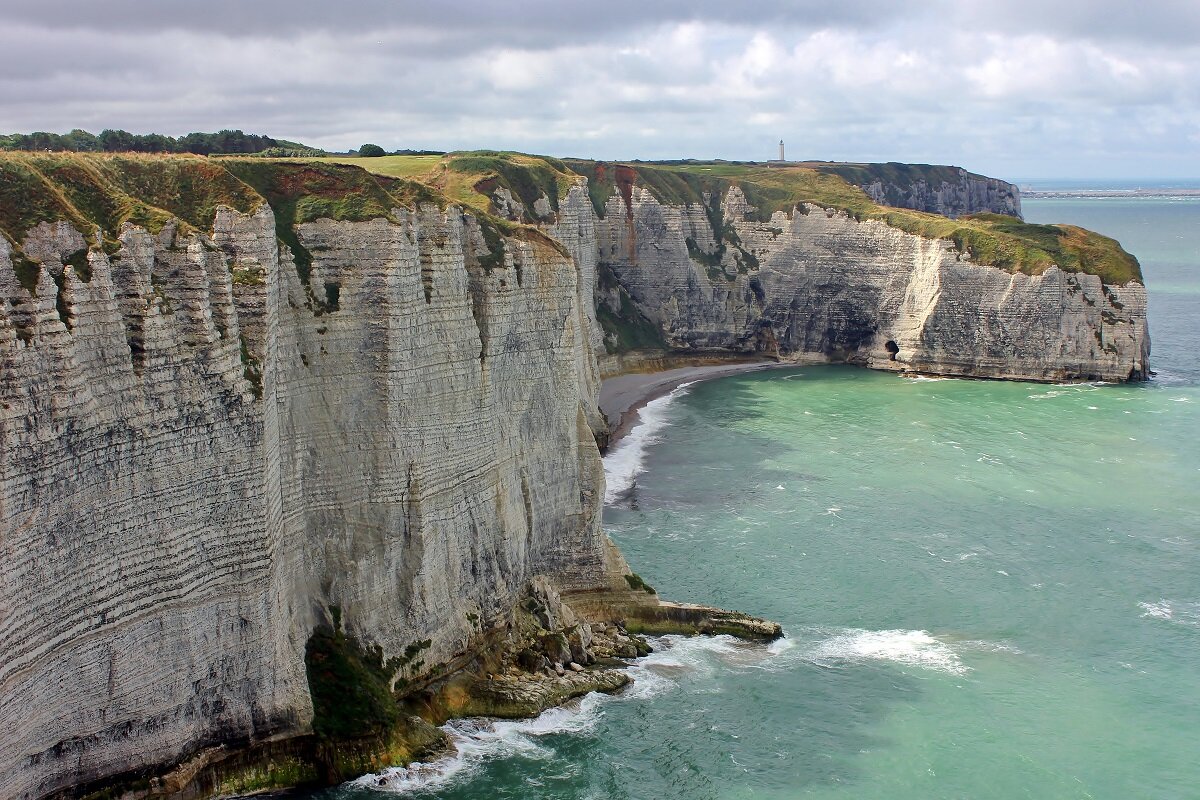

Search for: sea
xmin=322 ymin=185 xmax=1200 ymax=799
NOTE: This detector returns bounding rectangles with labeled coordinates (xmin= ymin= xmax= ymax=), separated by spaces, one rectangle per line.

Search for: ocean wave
xmin=352 ymin=628 xmax=1000 ymax=793
xmin=602 ymin=382 xmax=694 ymax=505
xmin=357 ymin=693 xmax=611 ymax=794
xmin=355 ymin=634 xmax=784 ymax=794
xmin=1139 ymin=599 xmax=1200 ymax=627
xmin=799 ymin=628 xmax=972 ymax=675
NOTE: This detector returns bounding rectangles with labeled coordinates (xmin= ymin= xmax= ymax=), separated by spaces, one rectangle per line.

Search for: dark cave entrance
xmin=885 ymin=340 xmax=899 ymax=361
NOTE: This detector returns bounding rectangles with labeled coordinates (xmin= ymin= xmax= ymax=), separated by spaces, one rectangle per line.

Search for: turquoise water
xmin=326 ymin=195 xmax=1200 ymax=799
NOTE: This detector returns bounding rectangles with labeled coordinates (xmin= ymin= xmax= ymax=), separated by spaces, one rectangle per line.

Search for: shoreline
xmin=598 ymin=359 xmax=794 ymax=449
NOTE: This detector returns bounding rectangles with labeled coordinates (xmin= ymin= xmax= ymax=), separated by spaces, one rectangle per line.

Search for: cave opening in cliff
xmin=885 ymin=340 xmax=899 ymax=360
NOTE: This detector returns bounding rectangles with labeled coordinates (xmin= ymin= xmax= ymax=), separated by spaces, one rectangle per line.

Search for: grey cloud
xmin=5 ymin=0 xmax=903 ymax=41
xmin=946 ymin=0 xmax=1200 ymax=46
xmin=17 ymin=0 xmax=1196 ymax=48
xmin=0 ymin=1 xmax=1197 ymax=178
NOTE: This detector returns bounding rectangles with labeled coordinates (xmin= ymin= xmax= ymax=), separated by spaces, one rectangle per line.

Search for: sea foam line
xmin=353 ymin=629 xmax=989 ymax=793
xmin=603 ymin=382 xmax=694 ymax=505
xmin=355 ymin=691 xmax=613 ymax=794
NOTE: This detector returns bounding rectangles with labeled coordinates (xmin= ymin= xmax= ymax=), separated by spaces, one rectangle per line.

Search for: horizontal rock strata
xmin=0 ymin=188 xmax=625 ymax=799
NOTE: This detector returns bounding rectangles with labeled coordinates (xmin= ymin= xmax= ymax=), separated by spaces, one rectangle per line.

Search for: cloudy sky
xmin=3 ymin=0 xmax=1198 ymax=179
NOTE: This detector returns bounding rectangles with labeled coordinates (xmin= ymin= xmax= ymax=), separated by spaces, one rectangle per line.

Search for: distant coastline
xmin=1024 ymin=188 xmax=1200 ymax=199
xmin=1019 ymin=178 xmax=1200 ymax=199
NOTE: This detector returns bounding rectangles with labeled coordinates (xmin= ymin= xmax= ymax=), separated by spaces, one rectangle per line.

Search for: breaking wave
xmin=782 ymin=628 xmax=976 ymax=676
xmin=1140 ymin=599 xmax=1200 ymax=627
xmin=355 ymin=635 xmax=779 ymax=794
xmin=602 ymin=383 xmax=694 ymax=505
xmin=807 ymin=628 xmax=969 ymax=675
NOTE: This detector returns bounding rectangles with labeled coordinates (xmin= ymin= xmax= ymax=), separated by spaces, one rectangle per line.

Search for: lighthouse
xmin=779 ymin=139 xmax=785 ymax=162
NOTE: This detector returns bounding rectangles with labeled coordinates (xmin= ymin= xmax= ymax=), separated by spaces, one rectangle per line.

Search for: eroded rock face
xmin=856 ymin=170 xmax=1022 ymax=219
xmin=0 ymin=204 xmax=622 ymax=800
xmin=588 ymin=186 xmax=1149 ymax=383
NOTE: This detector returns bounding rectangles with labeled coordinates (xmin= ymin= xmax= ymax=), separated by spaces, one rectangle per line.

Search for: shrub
xmin=358 ymin=143 xmax=386 ymax=157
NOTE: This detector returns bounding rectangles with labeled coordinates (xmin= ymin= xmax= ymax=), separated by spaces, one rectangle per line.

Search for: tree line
xmin=0 ymin=128 xmax=323 ymax=156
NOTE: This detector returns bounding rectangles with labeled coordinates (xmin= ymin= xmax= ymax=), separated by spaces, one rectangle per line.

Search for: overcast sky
xmin=3 ymin=0 xmax=1198 ymax=180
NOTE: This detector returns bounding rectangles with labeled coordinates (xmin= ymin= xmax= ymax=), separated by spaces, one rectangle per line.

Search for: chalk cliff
xmin=0 ymin=151 xmax=1148 ymax=799
xmin=0 ymin=156 xmax=647 ymax=799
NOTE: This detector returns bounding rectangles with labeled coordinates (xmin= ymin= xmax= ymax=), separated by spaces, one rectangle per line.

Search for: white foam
xmin=1140 ymin=600 xmax=1174 ymax=620
xmin=960 ymin=639 xmax=1023 ymax=655
xmin=357 ymin=693 xmax=606 ymax=793
xmin=1140 ymin=599 xmax=1200 ymax=626
xmin=804 ymin=628 xmax=971 ymax=675
xmin=602 ymin=382 xmax=694 ymax=505
xmin=767 ymin=635 xmax=798 ymax=657
xmin=356 ymin=634 xmax=788 ymax=793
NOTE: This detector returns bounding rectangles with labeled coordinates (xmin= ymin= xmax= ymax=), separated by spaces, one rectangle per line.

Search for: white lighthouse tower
xmin=779 ymin=139 xmax=785 ymax=162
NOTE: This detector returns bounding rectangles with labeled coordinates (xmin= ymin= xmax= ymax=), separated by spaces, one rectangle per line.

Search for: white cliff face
xmin=592 ymin=186 xmax=1149 ymax=382
xmin=0 ymin=202 xmax=616 ymax=800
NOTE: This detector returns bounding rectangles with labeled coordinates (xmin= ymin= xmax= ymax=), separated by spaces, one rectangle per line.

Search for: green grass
xmin=0 ymin=152 xmax=262 ymax=260
xmin=320 ymin=154 xmax=444 ymax=180
xmin=624 ymin=573 xmax=656 ymax=594
xmin=0 ymin=157 xmax=96 ymax=245
xmin=315 ymin=152 xmax=578 ymax=220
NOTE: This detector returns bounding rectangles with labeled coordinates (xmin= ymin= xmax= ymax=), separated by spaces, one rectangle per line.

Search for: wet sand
xmin=599 ymin=361 xmax=787 ymax=447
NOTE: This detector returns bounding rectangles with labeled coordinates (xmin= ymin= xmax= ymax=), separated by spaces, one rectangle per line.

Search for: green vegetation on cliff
xmin=596 ymin=263 xmax=669 ymax=353
xmin=0 ymin=153 xmax=261 ymax=250
xmin=305 ymin=620 xmax=401 ymax=740
xmin=0 ymin=150 xmax=1140 ymax=290
xmin=321 ymin=151 xmax=578 ymax=218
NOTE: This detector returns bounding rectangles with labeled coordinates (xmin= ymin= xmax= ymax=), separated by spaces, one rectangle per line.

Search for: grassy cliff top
xmin=0 ymin=152 xmax=260 ymax=248
xmin=0 ymin=151 xmax=1141 ymax=286
xmin=0 ymin=152 xmax=573 ymax=297
xmin=0 ymin=152 xmax=452 ymax=253
xmin=319 ymin=151 xmax=579 ymax=220
xmin=333 ymin=152 xmax=1138 ymax=285
xmin=569 ymin=159 xmax=1138 ymax=284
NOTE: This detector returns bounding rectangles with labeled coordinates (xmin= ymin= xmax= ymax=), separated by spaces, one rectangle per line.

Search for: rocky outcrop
xmin=589 ymin=186 xmax=1148 ymax=383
